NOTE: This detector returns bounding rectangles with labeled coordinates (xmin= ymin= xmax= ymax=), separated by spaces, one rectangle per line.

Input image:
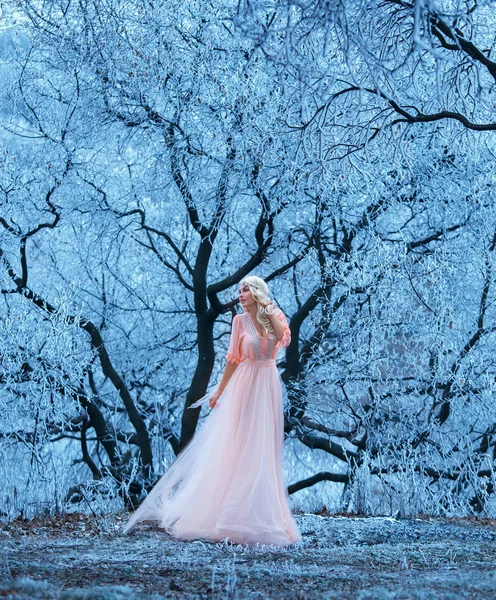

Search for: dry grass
xmin=1 ymin=510 xmax=496 ymax=599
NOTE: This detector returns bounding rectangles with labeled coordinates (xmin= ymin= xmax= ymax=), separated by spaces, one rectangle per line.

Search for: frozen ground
xmin=1 ymin=510 xmax=496 ymax=599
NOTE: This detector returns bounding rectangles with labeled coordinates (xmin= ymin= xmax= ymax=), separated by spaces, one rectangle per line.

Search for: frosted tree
xmin=0 ymin=0 xmax=313 ymax=514
xmin=234 ymin=0 xmax=496 ymax=164
xmin=235 ymin=0 xmax=496 ymax=514
xmin=1 ymin=0 xmax=496 ymax=520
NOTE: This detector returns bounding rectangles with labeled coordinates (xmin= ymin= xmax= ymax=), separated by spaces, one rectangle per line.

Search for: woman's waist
xmin=240 ymin=358 xmax=276 ymax=367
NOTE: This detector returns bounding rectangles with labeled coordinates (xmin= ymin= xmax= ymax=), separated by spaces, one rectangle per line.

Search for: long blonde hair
xmin=239 ymin=275 xmax=275 ymax=338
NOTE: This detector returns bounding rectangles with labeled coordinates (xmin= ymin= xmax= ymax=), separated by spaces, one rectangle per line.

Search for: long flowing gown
xmin=121 ymin=308 xmax=302 ymax=546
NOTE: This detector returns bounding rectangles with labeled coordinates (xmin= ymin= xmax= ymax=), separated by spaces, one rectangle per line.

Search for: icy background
xmin=1 ymin=0 xmax=496 ymax=526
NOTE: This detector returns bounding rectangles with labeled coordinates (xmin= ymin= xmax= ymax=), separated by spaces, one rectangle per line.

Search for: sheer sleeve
xmin=275 ymin=309 xmax=291 ymax=348
xmin=225 ymin=315 xmax=243 ymax=364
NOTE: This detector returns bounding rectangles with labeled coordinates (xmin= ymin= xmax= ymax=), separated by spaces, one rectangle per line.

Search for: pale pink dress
xmin=122 ymin=308 xmax=302 ymax=546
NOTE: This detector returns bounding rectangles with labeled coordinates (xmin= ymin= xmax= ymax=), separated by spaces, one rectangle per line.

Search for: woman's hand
xmin=263 ymin=300 xmax=277 ymax=315
xmin=209 ymin=389 xmax=222 ymax=408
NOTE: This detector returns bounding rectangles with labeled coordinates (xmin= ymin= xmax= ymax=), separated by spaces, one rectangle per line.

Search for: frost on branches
xmin=0 ymin=0 xmax=495 ymax=521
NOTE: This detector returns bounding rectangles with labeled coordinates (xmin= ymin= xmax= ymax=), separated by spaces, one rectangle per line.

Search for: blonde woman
xmin=122 ymin=275 xmax=302 ymax=546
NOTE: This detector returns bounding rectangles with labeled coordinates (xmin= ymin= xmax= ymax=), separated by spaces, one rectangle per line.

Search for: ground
xmin=1 ymin=510 xmax=496 ymax=599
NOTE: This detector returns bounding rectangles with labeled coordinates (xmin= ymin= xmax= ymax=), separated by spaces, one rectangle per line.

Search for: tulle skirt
xmin=121 ymin=358 xmax=302 ymax=546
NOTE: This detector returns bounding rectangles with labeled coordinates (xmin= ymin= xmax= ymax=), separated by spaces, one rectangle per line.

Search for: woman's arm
xmin=266 ymin=304 xmax=291 ymax=345
xmin=210 ymin=361 xmax=238 ymax=407
xmin=268 ymin=309 xmax=286 ymax=342
xmin=210 ymin=316 xmax=242 ymax=408
xmin=218 ymin=361 xmax=239 ymax=395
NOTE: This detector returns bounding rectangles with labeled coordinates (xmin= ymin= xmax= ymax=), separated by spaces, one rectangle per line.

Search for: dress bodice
xmin=225 ymin=309 xmax=291 ymax=365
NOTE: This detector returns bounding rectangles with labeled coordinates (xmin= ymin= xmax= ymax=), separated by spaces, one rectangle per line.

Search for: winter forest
xmin=1 ymin=0 xmax=496 ymax=528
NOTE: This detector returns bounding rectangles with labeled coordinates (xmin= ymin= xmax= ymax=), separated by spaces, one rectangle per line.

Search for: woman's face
xmin=238 ymin=282 xmax=255 ymax=310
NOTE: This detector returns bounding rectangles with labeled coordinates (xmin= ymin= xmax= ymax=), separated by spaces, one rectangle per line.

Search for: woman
xmin=121 ymin=275 xmax=302 ymax=546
